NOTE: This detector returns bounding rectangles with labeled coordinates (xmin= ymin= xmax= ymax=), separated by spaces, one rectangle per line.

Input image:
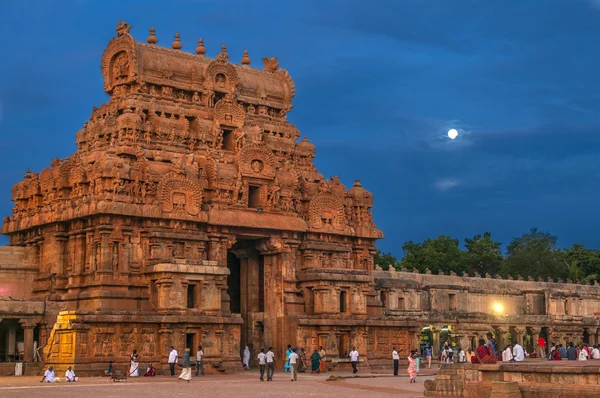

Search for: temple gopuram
xmin=1 ymin=22 xmax=600 ymax=376
xmin=0 ymin=21 xmax=391 ymax=374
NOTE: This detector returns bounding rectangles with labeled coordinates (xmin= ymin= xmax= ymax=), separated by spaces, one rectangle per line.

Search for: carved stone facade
xmin=0 ymin=22 xmax=384 ymax=374
xmin=376 ymin=269 xmax=600 ymax=362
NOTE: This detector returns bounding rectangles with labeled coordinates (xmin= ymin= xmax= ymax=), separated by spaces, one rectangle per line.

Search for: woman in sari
xmin=311 ymin=349 xmax=321 ymax=374
xmin=129 ymin=349 xmax=139 ymax=377
xmin=284 ymin=344 xmax=293 ymax=373
xmin=407 ymin=350 xmax=418 ymax=383
xmin=552 ymin=348 xmax=562 ymax=361
xmin=298 ymin=348 xmax=307 ymax=372
xmin=471 ymin=339 xmax=497 ymax=364
xmin=179 ymin=348 xmax=192 ymax=382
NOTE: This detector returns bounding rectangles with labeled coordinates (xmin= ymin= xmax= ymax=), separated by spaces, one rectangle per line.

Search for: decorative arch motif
xmin=214 ymin=94 xmax=245 ymax=127
xmin=204 ymin=61 xmax=239 ymax=92
xmin=100 ymin=33 xmax=138 ymax=92
xmin=157 ymin=172 xmax=203 ymax=215
xmin=308 ymin=192 xmax=346 ymax=230
xmin=239 ymin=144 xmax=276 ymax=179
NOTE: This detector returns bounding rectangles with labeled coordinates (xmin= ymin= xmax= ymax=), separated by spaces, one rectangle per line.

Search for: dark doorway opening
xmin=584 ymin=329 xmax=590 ymax=344
xmin=227 ymin=251 xmax=241 ymax=314
xmin=186 ymin=333 xmax=195 ymax=351
xmin=258 ymin=255 xmax=265 ymax=312
xmin=248 ymin=186 xmax=261 ymax=208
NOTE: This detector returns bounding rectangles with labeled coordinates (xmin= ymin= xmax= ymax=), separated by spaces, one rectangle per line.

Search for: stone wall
xmin=0 ymin=246 xmax=37 ymax=300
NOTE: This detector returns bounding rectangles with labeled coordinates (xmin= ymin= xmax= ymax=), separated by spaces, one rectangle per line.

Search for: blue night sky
xmin=1 ymin=0 xmax=600 ymax=255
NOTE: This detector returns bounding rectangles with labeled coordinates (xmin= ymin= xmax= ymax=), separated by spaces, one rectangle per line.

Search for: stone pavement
xmin=0 ymin=370 xmax=436 ymax=397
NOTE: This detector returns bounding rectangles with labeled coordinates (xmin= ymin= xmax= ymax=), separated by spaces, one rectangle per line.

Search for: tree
xmin=374 ymin=248 xmax=399 ymax=270
xmin=464 ymin=232 xmax=503 ymax=276
xmin=563 ymin=244 xmax=600 ymax=281
xmin=501 ymin=227 xmax=566 ymax=279
xmin=400 ymin=236 xmax=467 ymax=274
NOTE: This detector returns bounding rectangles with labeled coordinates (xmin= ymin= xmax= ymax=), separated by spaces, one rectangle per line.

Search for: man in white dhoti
xmin=243 ymin=346 xmax=250 ymax=369
xmin=65 ymin=366 xmax=78 ymax=382
xmin=178 ymin=348 xmax=192 ymax=382
xmin=40 ymin=366 xmax=57 ymax=383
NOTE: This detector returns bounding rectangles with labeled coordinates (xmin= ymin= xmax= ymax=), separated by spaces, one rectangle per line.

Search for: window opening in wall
xmin=222 ymin=129 xmax=234 ymax=150
xmin=340 ymin=291 xmax=347 ymax=313
xmin=380 ymin=290 xmax=386 ymax=308
xmin=449 ymin=293 xmax=457 ymax=310
xmin=248 ymin=185 xmax=261 ymax=208
xmin=398 ymin=297 xmax=405 ymax=310
xmin=187 ymin=284 xmax=196 ymax=309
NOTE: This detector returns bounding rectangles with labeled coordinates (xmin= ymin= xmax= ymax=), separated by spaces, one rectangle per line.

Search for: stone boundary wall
xmin=374 ymin=269 xmax=600 ymax=295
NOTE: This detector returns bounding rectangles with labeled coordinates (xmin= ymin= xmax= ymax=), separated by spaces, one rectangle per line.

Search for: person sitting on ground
xmin=471 ymin=339 xmax=497 ymax=364
xmin=502 ymin=345 xmax=513 ymax=362
xmin=65 ymin=366 xmax=78 ymax=382
xmin=40 ymin=365 xmax=56 ymax=383
xmin=144 ymin=363 xmax=156 ymax=377
xmin=578 ymin=344 xmax=589 ymax=361
xmin=592 ymin=345 xmax=600 ymax=360
xmin=552 ymin=346 xmax=562 ymax=360
xmin=566 ymin=342 xmax=578 ymax=360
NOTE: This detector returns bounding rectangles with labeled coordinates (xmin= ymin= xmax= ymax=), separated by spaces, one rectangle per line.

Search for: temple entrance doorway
xmin=227 ymin=239 xmax=266 ymax=365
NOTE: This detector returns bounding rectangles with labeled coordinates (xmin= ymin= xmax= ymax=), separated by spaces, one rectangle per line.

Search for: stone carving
xmin=308 ymin=192 xmax=346 ymax=230
xmin=157 ymin=173 xmax=202 ymax=215
xmin=214 ymin=94 xmax=245 ymax=127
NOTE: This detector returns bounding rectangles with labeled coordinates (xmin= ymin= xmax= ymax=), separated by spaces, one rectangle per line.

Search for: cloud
xmin=433 ymin=178 xmax=460 ymax=192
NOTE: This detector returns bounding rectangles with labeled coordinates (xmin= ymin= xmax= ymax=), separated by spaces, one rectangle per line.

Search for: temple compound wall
xmin=376 ymin=268 xmax=600 ymax=359
xmin=0 ymin=21 xmax=598 ymax=376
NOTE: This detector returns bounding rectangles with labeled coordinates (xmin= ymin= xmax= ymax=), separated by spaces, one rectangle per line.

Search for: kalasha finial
xmin=241 ymin=49 xmax=251 ymax=66
xmin=147 ymin=26 xmax=158 ymax=45
xmin=172 ymin=33 xmax=182 ymax=50
xmin=216 ymin=44 xmax=229 ymax=62
xmin=196 ymin=38 xmax=206 ymax=55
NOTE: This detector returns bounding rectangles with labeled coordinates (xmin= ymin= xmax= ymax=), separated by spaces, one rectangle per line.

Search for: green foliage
xmin=464 ymin=232 xmax=503 ymax=275
xmin=383 ymin=227 xmax=599 ymax=281
xmin=563 ymin=244 xmax=600 ymax=281
xmin=399 ymin=236 xmax=467 ymax=274
xmin=373 ymin=248 xmax=398 ymax=270
xmin=499 ymin=227 xmax=566 ymax=279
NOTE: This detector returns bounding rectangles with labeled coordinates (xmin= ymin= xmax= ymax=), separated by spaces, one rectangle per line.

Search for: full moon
xmin=448 ymin=129 xmax=458 ymax=139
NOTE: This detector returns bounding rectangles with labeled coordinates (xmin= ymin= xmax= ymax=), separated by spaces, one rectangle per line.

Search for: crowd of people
xmin=38 ymin=334 xmax=600 ymax=384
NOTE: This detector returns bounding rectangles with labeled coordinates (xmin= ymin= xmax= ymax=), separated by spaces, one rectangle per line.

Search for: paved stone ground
xmin=0 ymin=371 xmax=435 ymax=397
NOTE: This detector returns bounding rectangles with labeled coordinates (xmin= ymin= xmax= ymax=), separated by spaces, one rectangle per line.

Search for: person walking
xmin=243 ymin=346 xmax=251 ymax=370
xmin=289 ymin=348 xmax=299 ymax=381
xmin=258 ymin=348 xmax=267 ymax=381
xmin=407 ymin=350 xmax=418 ymax=383
xmin=392 ymin=347 xmax=400 ymax=376
xmin=195 ymin=345 xmax=204 ymax=376
xmin=319 ymin=346 xmax=327 ymax=373
xmin=349 ymin=346 xmax=359 ymax=374
xmin=284 ymin=345 xmax=293 ymax=373
xmin=311 ymin=348 xmax=321 ymax=374
xmin=425 ymin=344 xmax=432 ymax=368
xmin=178 ymin=348 xmax=192 ymax=382
xmin=266 ymin=347 xmax=275 ymax=381
xmin=168 ymin=346 xmax=178 ymax=376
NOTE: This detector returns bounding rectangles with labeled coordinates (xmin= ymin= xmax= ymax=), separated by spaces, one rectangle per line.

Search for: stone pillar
xmin=7 ymin=327 xmax=16 ymax=356
xmin=497 ymin=328 xmax=508 ymax=353
xmin=21 ymin=322 xmax=36 ymax=362
xmin=432 ymin=328 xmax=440 ymax=356
xmin=515 ymin=327 xmax=525 ymax=347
